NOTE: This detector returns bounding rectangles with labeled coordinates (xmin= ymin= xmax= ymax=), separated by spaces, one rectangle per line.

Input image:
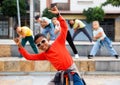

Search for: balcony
xmin=56 ymin=3 xmax=70 ymax=11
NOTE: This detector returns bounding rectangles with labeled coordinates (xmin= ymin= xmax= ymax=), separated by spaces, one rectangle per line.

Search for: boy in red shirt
xmin=14 ymin=6 xmax=85 ymax=85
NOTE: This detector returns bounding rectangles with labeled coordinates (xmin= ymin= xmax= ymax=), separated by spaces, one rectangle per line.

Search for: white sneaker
xmin=91 ymin=41 xmax=95 ymax=44
xmin=75 ymin=54 xmax=79 ymax=58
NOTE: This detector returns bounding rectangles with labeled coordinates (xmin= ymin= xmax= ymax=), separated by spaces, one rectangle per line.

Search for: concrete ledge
xmin=0 ymin=71 xmax=120 ymax=76
xmin=1 ymin=42 xmax=120 ymax=57
xmin=0 ymin=57 xmax=120 ymax=72
xmin=0 ymin=39 xmax=120 ymax=56
xmin=84 ymin=71 xmax=120 ymax=75
xmin=0 ymin=39 xmax=120 ymax=45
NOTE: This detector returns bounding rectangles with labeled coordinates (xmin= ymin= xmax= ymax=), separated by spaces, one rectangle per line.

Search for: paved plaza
xmin=0 ymin=72 xmax=120 ymax=85
xmin=0 ymin=39 xmax=120 ymax=85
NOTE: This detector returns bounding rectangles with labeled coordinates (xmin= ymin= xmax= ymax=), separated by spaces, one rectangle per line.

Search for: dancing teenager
xmin=14 ymin=6 xmax=85 ymax=85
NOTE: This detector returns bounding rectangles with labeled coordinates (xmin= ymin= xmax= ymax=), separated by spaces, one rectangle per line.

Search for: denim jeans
xmin=42 ymin=23 xmax=55 ymax=40
xmin=19 ymin=36 xmax=39 ymax=57
xmin=63 ymin=73 xmax=85 ymax=85
xmin=72 ymin=73 xmax=85 ymax=85
xmin=90 ymin=37 xmax=118 ymax=56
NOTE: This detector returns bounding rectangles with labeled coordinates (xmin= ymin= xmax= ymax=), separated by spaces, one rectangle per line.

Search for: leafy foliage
xmin=102 ymin=0 xmax=120 ymax=7
xmin=1 ymin=0 xmax=26 ymax=17
xmin=83 ymin=6 xmax=105 ymax=23
xmin=42 ymin=8 xmax=56 ymax=19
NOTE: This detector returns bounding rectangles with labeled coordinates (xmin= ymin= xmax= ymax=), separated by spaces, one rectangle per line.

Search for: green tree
xmin=42 ymin=8 xmax=56 ymax=19
xmin=83 ymin=6 xmax=105 ymax=23
xmin=1 ymin=0 xmax=26 ymax=17
xmin=102 ymin=0 xmax=120 ymax=7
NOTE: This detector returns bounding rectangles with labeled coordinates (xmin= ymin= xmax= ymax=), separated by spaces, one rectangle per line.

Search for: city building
xmin=0 ymin=0 xmax=120 ymax=41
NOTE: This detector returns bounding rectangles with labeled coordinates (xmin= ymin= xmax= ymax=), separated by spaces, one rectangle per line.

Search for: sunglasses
xmin=37 ymin=39 xmax=46 ymax=47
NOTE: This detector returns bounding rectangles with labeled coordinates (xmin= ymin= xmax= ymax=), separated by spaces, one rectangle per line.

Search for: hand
xmin=54 ymin=29 xmax=60 ymax=34
xmin=13 ymin=37 xmax=22 ymax=47
xmin=49 ymin=6 xmax=59 ymax=15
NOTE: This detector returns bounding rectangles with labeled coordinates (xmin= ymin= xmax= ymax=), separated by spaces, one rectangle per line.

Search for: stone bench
xmin=0 ymin=57 xmax=120 ymax=72
xmin=0 ymin=40 xmax=120 ymax=57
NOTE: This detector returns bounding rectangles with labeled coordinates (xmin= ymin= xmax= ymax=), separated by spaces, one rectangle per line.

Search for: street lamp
xmin=16 ymin=0 xmax=21 ymax=26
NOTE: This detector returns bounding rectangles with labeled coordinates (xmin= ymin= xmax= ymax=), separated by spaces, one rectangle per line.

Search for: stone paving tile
xmin=85 ymin=75 xmax=120 ymax=85
xmin=0 ymin=80 xmax=16 ymax=85
xmin=0 ymin=74 xmax=120 ymax=85
xmin=0 ymin=76 xmax=32 ymax=85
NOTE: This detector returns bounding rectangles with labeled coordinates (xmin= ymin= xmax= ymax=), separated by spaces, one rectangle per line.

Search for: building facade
xmin=0 ymin=0 xmax=120 ymax=41
xmin=45 ymin=0 xmax=120 ymax=41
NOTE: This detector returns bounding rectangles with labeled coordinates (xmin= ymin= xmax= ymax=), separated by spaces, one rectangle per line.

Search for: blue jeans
xmin=42 ymin=23 xmax=55 ymax=40
xmin=90 ymin=37 xmax=118 ymax=56
xmin=63 ymin=73 xmax=85 ymax=85
xmin=72 ymin=73 xmax=85 ymax=85
xmin=48 ymin=73 xmax=85 ymax=85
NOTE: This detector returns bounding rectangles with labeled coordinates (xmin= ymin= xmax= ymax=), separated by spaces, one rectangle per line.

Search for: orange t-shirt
xmin=19 ymin=16 xmax=73 ymax=71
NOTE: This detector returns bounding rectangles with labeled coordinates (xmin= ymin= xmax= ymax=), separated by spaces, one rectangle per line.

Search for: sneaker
xmin=75 ymin=54 xmax=79 ymax=58
xmin=114 ymin=55 xmax=119 ymax=59
xmin=87 ymin=55 xmax=93 ymax=59
xmin=91 ymin=41 xmax=95 ymax=44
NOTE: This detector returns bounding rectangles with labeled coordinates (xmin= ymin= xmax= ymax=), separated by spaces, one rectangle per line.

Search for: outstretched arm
xmin=13 ymin=38 xmax=46 ymax=60
xmin=49 ymin=5 xmax=68 ymax=44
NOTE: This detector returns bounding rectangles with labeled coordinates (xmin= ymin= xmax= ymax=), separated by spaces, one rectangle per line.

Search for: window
xmin=0 ymin=17 xmax=9 ymax=39
xmin=100 ymin=19 xmax=115 ymax=41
